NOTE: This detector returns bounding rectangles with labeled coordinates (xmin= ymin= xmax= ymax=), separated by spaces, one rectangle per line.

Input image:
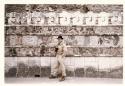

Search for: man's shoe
xmin=57 ymin=73 xmax=62 ymax=78
xmin=59 ymin=76 xmax=65 ymax=81
xmin=49 ymin=75 xmax=57 ymax=79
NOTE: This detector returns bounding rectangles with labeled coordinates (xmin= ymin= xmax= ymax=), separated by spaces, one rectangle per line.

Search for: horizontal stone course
xmin=5 ymin=4 xmax=123 ymax=13
xmin=5 ymin=57 xmax=122 ymax=78
xmin=5 ymin=47 xmax=123 ymax=57
xmin=5 ymin=26 xmax=123 ymax=36
xmin=5 ymin=66 xmax=123 ymax=78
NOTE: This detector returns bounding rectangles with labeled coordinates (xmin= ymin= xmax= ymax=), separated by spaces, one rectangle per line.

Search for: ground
xmin=5 ymin=77 xmax=122 ymax=84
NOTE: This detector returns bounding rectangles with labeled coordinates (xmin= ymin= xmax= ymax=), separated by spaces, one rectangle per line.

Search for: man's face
xmin=58 ymin=38 xmax=63 ymax=43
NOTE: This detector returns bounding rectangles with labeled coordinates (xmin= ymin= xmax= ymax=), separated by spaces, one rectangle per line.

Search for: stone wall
xmin=5 ymin=4 xmax=123 ymax=78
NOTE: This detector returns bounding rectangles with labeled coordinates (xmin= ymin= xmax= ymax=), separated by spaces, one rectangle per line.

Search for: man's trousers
xmin=51 ymin=55 xmax=66 ymax=77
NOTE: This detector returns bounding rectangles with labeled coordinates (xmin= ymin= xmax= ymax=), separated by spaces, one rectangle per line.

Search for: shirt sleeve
xmin=62 ymin=43 xmax=67 ymax=56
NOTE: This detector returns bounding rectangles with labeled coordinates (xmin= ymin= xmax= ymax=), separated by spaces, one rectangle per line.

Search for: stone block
xmin=5 ymin=67 xmax=17 ymax=77
xmin=28 ymin=66 xmax=41 ymax=77
xmin=75 ymin=68 xmax=85 ymax=77
xmin=40 ymin=66 xmax=51 ymax=77
xmin=85 ymin=67 xmax=98 ymax=77
xmin=108 ymin=67 xmax=123 ymax=78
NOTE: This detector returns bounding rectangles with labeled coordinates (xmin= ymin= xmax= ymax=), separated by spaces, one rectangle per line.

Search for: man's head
xmin=57 ymin=35 xmax=63 ymax=43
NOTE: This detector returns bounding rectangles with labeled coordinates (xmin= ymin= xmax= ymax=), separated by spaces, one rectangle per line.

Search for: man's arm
xmin=62 ymin=44 xmax=67 ymax=57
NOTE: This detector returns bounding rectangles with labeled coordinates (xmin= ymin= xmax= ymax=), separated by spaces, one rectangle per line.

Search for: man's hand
xmin=55 ymin=47 xmax=58 ymax=52
xmin=62 ymin=53 xmax=66 ymax=57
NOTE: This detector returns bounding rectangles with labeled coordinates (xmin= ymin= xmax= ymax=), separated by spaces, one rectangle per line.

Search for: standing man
xmin=49 ymin=35 xmax=67 ymax=81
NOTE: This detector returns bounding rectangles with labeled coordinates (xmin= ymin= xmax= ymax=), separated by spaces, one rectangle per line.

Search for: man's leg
xmin=57 ymin=55 xmax=66 ymax=81
xmin=57 ymin=64 xmax=63 ymax=78
xmin=49 ymin=58 xmax=59 ymax=78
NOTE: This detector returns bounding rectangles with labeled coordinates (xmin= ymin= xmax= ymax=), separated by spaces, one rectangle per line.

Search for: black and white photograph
xmin=0 ymin=0 xmax=124 ymax=85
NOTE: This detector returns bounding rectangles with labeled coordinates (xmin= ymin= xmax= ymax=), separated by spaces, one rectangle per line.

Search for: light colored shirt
xmin=56 ymin=41 xmax=67 ymax=56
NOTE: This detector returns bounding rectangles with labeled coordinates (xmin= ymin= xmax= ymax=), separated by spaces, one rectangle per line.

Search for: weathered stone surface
xmin=66 ymin=70 xmax=75 ymax=77
xmin=40 ymin=66 xmax=75 ymax=77
xmin=5 ymin=57 xmax=122 ymax=71
xmin=16 ymin=57 xmax=29 ymax=78
xmin=5 ymin=35 xmax=123 ymax=48
xmin=5 ymin=4 xmax=123 ymax=13
xmin=109 ymin=67 xmax=123 ymax=78
xmin=5 ymin=56 xmax=123 ymax=78
xmin=5 ymin=67 xmax=17 ymax=77
xmin=22 ymin=36 xmax=38 ymax=46
xmin=99 ymin=47 xmax=122 ymax=57
xmin=98 ymin=70 xmax=110 ymax=78
xmin=5 ymin=57 xmax=17 ymax=77
xmin=5 ymin=57 xmax=17 ymax=71
xmin=5 ymin=35 xmax=10 ymax=46
xmin=16 ymin=67 xmax=29 ymax=77
xmin=5 ymin=26 xmax=123 ymax=36
xmin=40 ymin=66 xmax=50 ymax=77
xmin=78 ymin=47 xmax=98 ymax=57
xmin=5 ymin=48 xmax=10 ymax=57
xmin=28 ymin=57 xmax=41 ymax=77
xmin=4 ymin=4 xmax=123 ymax=79
xmin=5 ymin=47 xmax=19 ymax=57
xmin=5 ymin=47 xmax=123 ymax=57
xmin=9 ymin=35 xmax=22 ymax=46
xmin=75 ymin=68 xmax=85 ymax=77
xmin=28 ymin=66 xmax=41 ymax=77
xmin=85 ymin=67 xmax=98 ymax=77
xmin=5 ymin=5 xmax=123 ymax=26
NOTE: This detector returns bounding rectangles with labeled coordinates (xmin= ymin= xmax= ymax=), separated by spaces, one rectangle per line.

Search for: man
xmin=49 ymin=35 xmax=67 ymax=81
